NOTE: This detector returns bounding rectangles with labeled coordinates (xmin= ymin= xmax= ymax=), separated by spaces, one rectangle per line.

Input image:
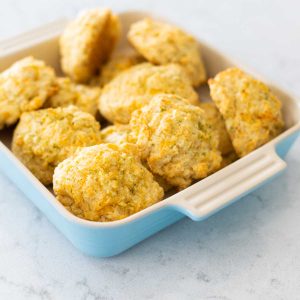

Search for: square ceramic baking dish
xmin=0 ymin=11 xmax=299 ymax=257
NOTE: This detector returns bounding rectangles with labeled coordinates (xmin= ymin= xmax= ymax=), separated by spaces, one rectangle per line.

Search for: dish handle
xmin=170 ymin=146 xmax=286 ymax=221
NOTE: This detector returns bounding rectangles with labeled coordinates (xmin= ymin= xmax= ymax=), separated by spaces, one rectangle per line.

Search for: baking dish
xmin=0 ymin=11 xmax=299 ymax=257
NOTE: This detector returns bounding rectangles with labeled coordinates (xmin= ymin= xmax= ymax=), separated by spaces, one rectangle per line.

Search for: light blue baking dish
xmin=0 ymin=12 xmax=299 ymax=257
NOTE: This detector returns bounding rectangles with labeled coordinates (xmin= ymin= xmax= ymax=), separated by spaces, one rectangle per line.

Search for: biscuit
xmin=53 ymin=143 xmax=164 ymax=221
xmin=99 ymin=63 xmax=199 ymax=124
xmin=12 ymin=106 xmax=101 ymax=185
xmin=60 ymin=9 xmax=120 ymax=82
xmin=130 ymin=94 xmax=222 ymax=189
xmin=128 ymin=18 xmax=206 ymax=86
xmin=209 ymin=68 xmax=284 ymax=157
xmin=0 ymin=57 xmax=56 ymax=129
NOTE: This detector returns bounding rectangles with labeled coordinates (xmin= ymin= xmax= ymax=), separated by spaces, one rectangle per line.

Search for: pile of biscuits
xmin=0 ymin=8 xmax=285 ymax=222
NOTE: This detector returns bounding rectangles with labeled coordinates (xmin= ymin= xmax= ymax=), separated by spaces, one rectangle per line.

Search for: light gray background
xmin=0 ymin=1 xmax=300 ymax=299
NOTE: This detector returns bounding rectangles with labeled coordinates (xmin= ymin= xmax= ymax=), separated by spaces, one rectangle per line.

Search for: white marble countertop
xmin=0 ymin=0 xmax=300 ymax=299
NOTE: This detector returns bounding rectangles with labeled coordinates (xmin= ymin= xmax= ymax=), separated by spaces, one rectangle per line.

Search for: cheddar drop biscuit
xmin=53 ymin=143 xmax=164 ymax=221
xmin=130 ymin=94 xmax=222 ymax=189
xmin=209 ymin=68 xmax=284 ymax=157
xmin=128 ymin=18 xmax=206 ymax=86
xmin=0 ymin=57 xmax=56 ymax=129
xmin=99 ymin=63 xmax=199 ymax=124
xmin=12 ymin=106 xmax=101 ymax=185
xmin=60 ymin=9 xmax=120 ymax=82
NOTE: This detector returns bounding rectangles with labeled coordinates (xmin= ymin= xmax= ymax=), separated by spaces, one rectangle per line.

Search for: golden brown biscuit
xmin=99 ymin=63 xmax=199 ymax=124
xmin=60 ymin=9 xmax=120 ymax=83
xmin=209 ymin=68 xmax=284 ymax=157
xmin=12 ymin=106 xmax=101 ymax=185
xmin=0 ymin=56 xmax=56 ymax=129
xmin=128 ymin=18 xmax=206 ymax=86
xmin=91 ymin=53 xmax=144 ymax=87
xmin=198 ymin=102 xmax=234 ymax=155
xmin=44 ymin=77 xmax=101 ymax=116
xmin=53 ymin=143 xmax=164 ymax=222
xmin=130 ymin=94 xmax=222 ymax=189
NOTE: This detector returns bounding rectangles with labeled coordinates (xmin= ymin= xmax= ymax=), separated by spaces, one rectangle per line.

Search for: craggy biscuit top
xmin=60 ymin=8 xmax=121 ymax=83
xmin=198 ymin=102 xmax=234 ymax=156
xmin=99 ymin=63 xmax=199 ymax=124
xmin=91 ymin=53 xmax=144 ymax=87
xmin=0 ymin=56 xmax=56 ymax=129
xmin=44 ymin=77 xmax=101 ymax=116
xmin=53 ymin=143 xmax=164 ymax=222
xmin=130 ymin=94 xmax=222 ymax=189
xmin=12 ymin=106 xmax=101 ymax=185
xmin=128 ymin=18 xmax=206 ymax=86
xmin=209 ymin=68 xmax=284 ymax=157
